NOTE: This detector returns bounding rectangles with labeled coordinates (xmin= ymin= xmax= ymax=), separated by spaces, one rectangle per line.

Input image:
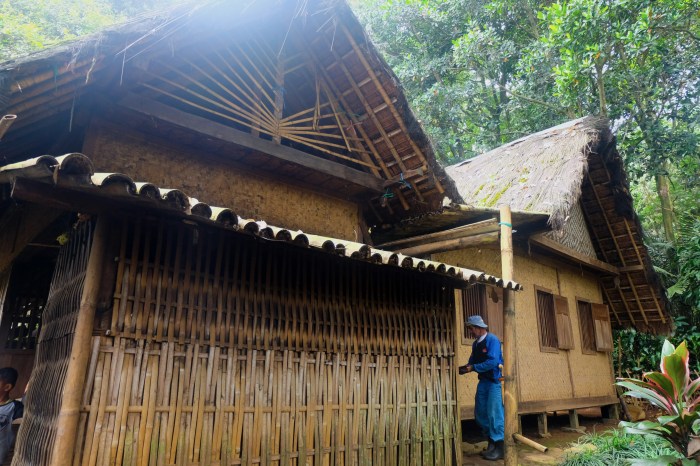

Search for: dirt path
xmin=461 ymin=409 xmax=619 ymax=466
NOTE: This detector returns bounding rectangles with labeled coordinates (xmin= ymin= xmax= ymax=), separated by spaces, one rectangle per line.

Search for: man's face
xmin=469 ymin=326 xmax=487 ymax=338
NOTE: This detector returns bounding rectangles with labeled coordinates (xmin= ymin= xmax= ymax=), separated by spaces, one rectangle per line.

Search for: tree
xmin=532 ymin=0 xmax=700 ymax=243
xmin=356 ymin=0 xmax=565 ymax=162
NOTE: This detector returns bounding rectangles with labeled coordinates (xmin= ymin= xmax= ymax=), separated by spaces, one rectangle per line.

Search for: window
xmin=577 ymin=300 xmax=596 ymax=353
xmin=535 ymin=288 xmax=576 ymax=352
xmin=577 ymin=300 xmax=614 ymax=353
xmin=591 ymin=303 xmax=614 ymax=352
xmin=554 ymin=296 xmax=574 ymax=350
xmin=535 ymin=289 xmax=558 ymax=351
xmin=3 ymin=295 xmax=45 ymax=350
xmin=460 ymin=284 xmax=503 ymax=342
xmin=0 ymin=259 xmax=53 ymax=351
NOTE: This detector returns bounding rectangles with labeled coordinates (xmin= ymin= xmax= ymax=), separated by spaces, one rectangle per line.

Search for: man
xmin=459 ymin=315 xmax=504 ymax=461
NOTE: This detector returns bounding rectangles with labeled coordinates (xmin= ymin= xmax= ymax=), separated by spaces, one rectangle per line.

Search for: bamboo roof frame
xmin=0 ymin=0 xmax=460 ymax=223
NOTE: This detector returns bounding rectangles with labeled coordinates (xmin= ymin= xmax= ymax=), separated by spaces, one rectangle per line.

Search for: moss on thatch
xmin=446 ymin=116 xmax=609 ymax=231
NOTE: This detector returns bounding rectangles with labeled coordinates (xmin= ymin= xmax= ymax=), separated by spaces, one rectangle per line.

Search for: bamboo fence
xmin=71 ymin=218 xmax=460 ymax=465
xmin=13 ymin=221 xmax=94 ymax=466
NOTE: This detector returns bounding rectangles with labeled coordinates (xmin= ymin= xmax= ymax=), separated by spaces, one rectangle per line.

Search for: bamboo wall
xmin=436 ymin=247 xmax=615 ymax=419
xmin=13 ymin=222 xmax=94 ymax=466
xmin=83 ymin=123 xmax=361 ymax=241
xmin=73 ymin=218 xmax=460 ymax=465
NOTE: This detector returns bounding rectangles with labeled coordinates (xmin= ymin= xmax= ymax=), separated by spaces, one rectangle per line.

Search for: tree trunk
xmin=655 ymin=161 xmax=675 ymax=243
xmin=595 ymin=61 xmax=608 ymax=117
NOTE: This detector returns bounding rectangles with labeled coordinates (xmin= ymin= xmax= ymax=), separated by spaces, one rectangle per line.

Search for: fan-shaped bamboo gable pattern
xmin=0 ymin=0 xmax=460 ymax=224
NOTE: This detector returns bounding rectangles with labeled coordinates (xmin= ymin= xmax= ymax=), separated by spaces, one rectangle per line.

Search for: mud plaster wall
xmin=83 ymin=124 xmax=360 ymax=240
xmin=437 ymin=247 xmax=615 ymax=418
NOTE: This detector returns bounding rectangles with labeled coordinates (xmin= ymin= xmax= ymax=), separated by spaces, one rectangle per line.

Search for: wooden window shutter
xmin=554 ymin=296 xmax=574 ymax=350
xmin=591 ymin=303 xmax=614 ymax=352
xmin=486 ymin=286 xmax=504 ymax=341
xmin=577 ymin=301 xmax=596 ymax=353
xmin=536 ymin=290 xmax=558 ymax=350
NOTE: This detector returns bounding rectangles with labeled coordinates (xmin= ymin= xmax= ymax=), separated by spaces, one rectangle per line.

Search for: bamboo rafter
xmin=140 ymin=35 xmax=381 ymax=170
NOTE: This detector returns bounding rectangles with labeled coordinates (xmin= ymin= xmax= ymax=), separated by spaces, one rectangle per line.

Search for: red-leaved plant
xmin=617 ymin=340 xmax=700 ymax=465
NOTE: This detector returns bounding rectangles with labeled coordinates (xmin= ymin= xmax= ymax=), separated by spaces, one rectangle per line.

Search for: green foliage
xmin=0 ymin=0 xmax=121 ymax=61
xmin=355 ymin=0 xmax=565 ymax=162
xmin=560 ymin=429 xmax=682 ymax=466
xmin=0 ymin=0 xmax=180 ymax=62
xmin=617 ymin=340 xmax=700 ymax=461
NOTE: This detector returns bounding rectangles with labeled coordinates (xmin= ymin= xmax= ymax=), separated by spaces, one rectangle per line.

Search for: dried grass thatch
xmin=446 ymin=116 xmax=609 ymax=231
xmin=446 ymin=116 xmax=671 ymax=333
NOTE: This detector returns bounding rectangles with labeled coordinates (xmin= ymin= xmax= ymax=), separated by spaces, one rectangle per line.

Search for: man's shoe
xmin=480 ymin=439 xmax=495 ymax=457
xmin=483 ymin=440 xmax=504 ymax=461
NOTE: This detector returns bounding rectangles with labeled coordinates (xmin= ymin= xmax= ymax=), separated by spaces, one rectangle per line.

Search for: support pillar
xmin=537 ymin=413 xmax=551 ymax=438
xmin=569 ymin=409 xmax=580 ymax=429
xmin=602 ymin=403 xmax=620 ymax=421
xmin=50 ymin=216 xmax=112 ymax=465
xmin=500 ymin=205 xmax=518 ymax=465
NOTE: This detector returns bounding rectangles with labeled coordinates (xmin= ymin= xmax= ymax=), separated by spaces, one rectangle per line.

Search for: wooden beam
xmin=377 ymin=218 xmax=498 ymax=249
xmin=518 ymin=395 xmax=619 ymax=414
xmin=529 ymin=233 xmax=619 ymax=275
xmin=397 ymin=231 xmax=499 ymax=256
xmin=118 ymin=93 xmax=386 ymax=193
xmin=460 ymin=395 xmax=619 ymax=419
xmin=0 ymin=204 xmax=63 ymax=273
xmin=618 ymin=264 xmax=645 ymax=273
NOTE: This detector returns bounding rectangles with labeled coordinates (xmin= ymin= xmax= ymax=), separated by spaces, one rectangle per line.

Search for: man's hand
xmin=458 ymin=365 xmax=473 ymax=375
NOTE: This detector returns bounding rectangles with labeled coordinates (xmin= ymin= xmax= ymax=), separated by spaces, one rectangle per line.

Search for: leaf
xmin=629 ymin=457 xmax=685 ymax=466
xmin=646 ymin=372 xmax=676 ymax=399
xmin=662 ymin=340 xmax=676 ymax=359
xmin=617 ymin=380 xmax=675 ymax=412
xmin=663 ymin=353 xmax=689 ymax=400
xmin=658 ymin=415 xmax=681 ymax=426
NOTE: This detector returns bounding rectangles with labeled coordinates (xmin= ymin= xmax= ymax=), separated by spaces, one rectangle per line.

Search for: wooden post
xmin=50 ymin=216 xmax=112 ymax=465
xmin=500 ymin=205 xmax=518 ymax=465
xmin=569 ymin=409 xmax=580 ymax=429
xmin=537 ymin=413 xmax=551 ymax=438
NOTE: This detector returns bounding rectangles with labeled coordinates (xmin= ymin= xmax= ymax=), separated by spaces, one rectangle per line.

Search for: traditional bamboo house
xmin=0 ymin=1 xmax=525 ymax=465
xmin=373 ymin=116 xmax=671 ymax=435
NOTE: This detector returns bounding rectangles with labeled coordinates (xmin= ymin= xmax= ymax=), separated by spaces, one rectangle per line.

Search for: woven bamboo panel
xmin=75 ymin=218 xmax=459 ymax=465
xmin=104 ymin=219 xmax=454 ymax=357
xmin=543 ymin=202 xmax=597 ymax=258
xmin=74 ymin=340 xmax=456 ymax=466
xmin=13 ymin=221 xmax=93 ymax=466
xmin=85 ymin=126 xmax=361 ymax=241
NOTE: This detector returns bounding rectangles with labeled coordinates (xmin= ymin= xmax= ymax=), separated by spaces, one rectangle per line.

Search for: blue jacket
xmin=468 ymin=332 xmax=503 ymax=382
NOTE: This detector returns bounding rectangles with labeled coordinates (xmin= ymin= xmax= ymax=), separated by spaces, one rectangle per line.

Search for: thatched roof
xmin=446 ymin=117 xmax=608 ymax=230
xmin=446 ymin=116 xmax=671 ymax=333
xmin=0 ymin=0 xmax=459 ymax=223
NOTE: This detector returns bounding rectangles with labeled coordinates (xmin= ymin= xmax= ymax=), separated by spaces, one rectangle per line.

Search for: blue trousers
xmin=474 ymin=380 xmax=504 ymax=442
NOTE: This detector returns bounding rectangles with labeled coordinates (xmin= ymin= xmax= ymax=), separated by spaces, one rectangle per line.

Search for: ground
xmin=461 ymin=408 xmax=619 ymax=466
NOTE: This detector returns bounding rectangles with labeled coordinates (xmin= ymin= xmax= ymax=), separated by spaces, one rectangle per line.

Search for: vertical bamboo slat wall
xmin=13 ymin=221 xmax=94 ymax=466
xmin=74 ymin=218 xmax=459 ymax=465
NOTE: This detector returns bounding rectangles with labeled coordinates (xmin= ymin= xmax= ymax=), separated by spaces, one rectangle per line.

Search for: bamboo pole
xmin=397 ymin=232 xmax=499 ymax=256
xmin=0 ymin=114 xmax=16 ymax=139
xmin=513 ymin=433 xmax=547 ymax=453
xmin=51 ymin=216 xmax=112 ymax=465
xmin=500 ymin=205 xmax=519 ymax=466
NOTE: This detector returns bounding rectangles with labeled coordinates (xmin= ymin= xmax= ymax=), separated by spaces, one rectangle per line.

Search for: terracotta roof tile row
xmin=0 ymin=153 xmax=521 ymax=290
